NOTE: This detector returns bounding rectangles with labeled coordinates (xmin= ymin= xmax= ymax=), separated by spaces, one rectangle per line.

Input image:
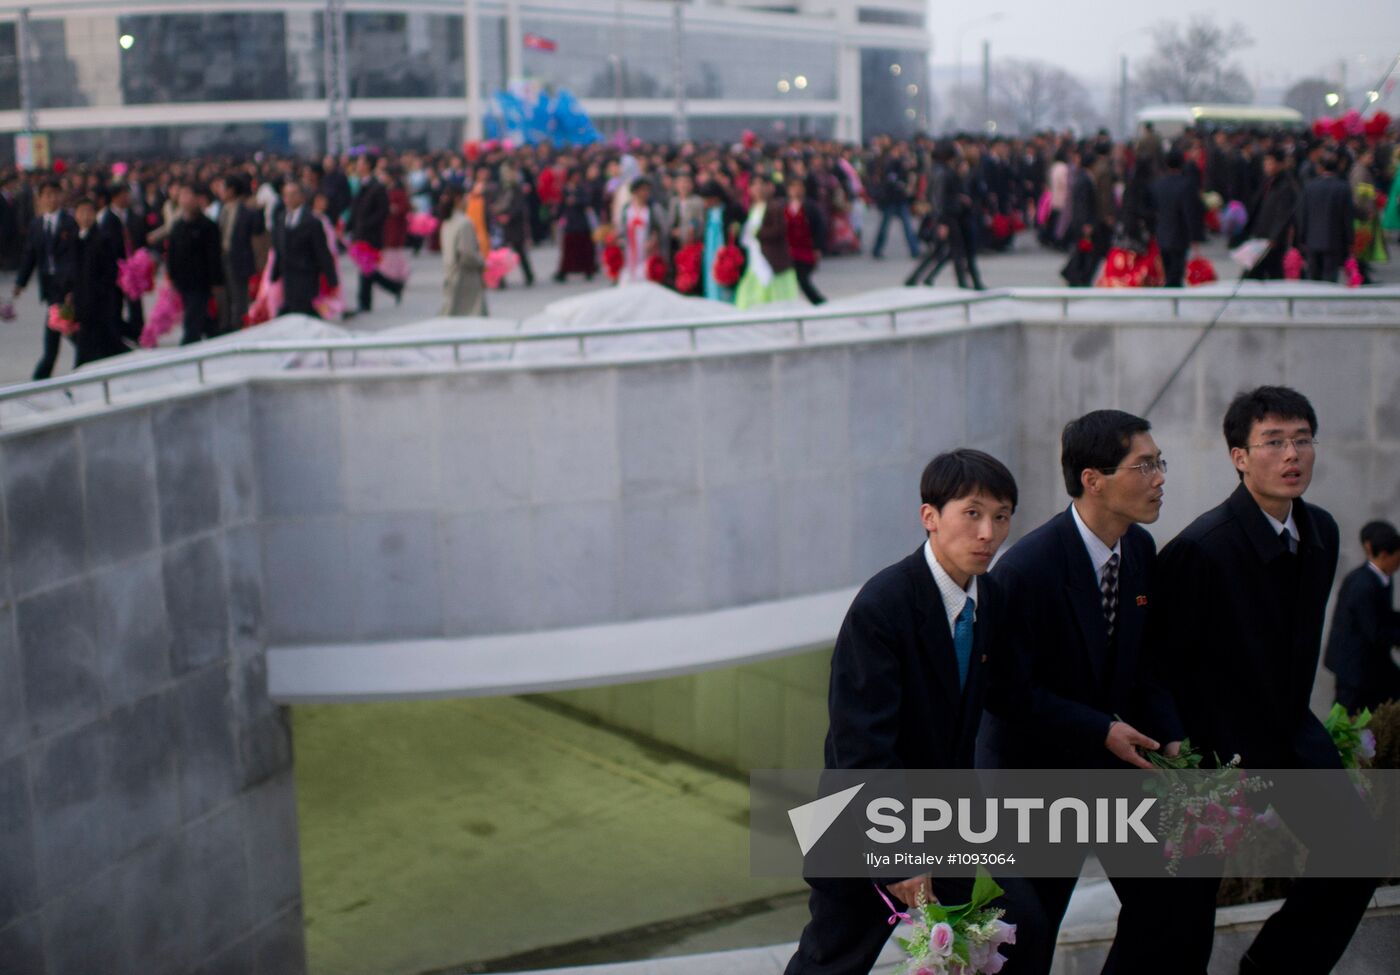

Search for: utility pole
xmin=981 ymin=40 xmax=990 ymax=130
xmin=671 ymin=0 xmax=687 ymax=142
xmin=464 ymin=0 xmax=483 ymax=140
xmin=16 ymin=8 xmax=36 ymax=134
xmin=1119 ymin=54 xmax=1129 ymax=138
xmin=322 ymin=0 xmax=351 ymax=155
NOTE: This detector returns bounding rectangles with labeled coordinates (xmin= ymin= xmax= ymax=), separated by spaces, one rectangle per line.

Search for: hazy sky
xmin=929 ymin=0 xmax=1400 ymax=94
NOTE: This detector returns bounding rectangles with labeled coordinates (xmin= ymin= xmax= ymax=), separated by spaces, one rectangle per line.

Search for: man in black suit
xmin=1325 ymin=521 xmax=1400 ymax=713
xmin=216 ymin=173 xmax=266 ymax=334
xmin=0 ymin=174 xmax=22 ymax=270
xmin=979 ymin=410 xmax=1199 ymax=974
xmin=271 ymin=182 xmax=338 ymax=318
xmin=1151 ymin=149 xmax=1196 ymax=288
xmin=348 ymin=154 xmax=402 ymax=314
xmin=1059 ymin=147 xmax=1100 ymax=286
xmin=165 ymin=185 xmax=223 ymax=346
xmin=98 ymin=182 xmax=145 ymax=343
xmin=14 ymin=179 xmax=79 ymax=380
xmin=786 ymin=450 xmax=1039 ymax=975
xmin=70 ymin=197 xmax=124 ymax=366
xmin=1296 ymin=153 xmax=1353 ymax=283
xmin=1243 ymin=150 xmax=1300 ymax=281
xmin=1155 ymin=386 xmax=1379 ymax=975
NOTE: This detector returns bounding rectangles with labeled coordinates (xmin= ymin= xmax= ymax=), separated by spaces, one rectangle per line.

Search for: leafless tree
xmin=1284 ymin=77 xmax=1334 ymax=119
xmin=1135 ymin=16 xmax=1254 ymax=104
xmin=990 ymin=58 xmax=1102 ymax=134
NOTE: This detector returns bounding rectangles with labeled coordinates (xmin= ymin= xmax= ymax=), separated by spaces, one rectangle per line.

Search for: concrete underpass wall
xmin=543 ymin=647 xmax=833 ymax=773
xmin=3 ymin=312 xmax=1398 ymax=972
xmin=0 ymin=388 xmax=303 ymax=975
xmin=1014 ymin=321 xmax=1400 ymax=558
xmin=252 ymin=326 xmax=1021 ymax=646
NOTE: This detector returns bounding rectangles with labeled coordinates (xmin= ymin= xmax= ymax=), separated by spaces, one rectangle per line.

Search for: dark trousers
xmin=912 ymin=220 xmax=984 ymax=288
xmin=1176 ymin=778 xmax=1379 ymax=974
xmin=1162 ymin=246 xmax=1188 ymax=287
xmin=785 ymin=875 xmax=1044 ymax=975
xmin=872 ymin=202 xmax=920 ymax=258
xmin=1018 ymin=873 xmax=1217 ymax=975
xmin=32 ymin=309 xmax=73 ymax=380
xmin=179 ymin=289 xmax=212 ymax=345
xmin=794 ymin=261 xmax=825 ymax=304
xmin=357 ymin=270 xmax=402 ymax=312
xmin=1306 ymin=249 xmax=1343 ymax=283
xmin=1244 ymin=242 xmax=1286 ymax=281
xmin=219 ymin=260 xmax=251 ymax=335
xmin=510 ymin=242 xmax=534 ymax=285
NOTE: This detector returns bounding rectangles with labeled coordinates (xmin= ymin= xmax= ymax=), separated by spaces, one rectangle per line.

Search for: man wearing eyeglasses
xmin=1153 ymin=385 xmax=1379 ymax=974
xmin=978 ymin=409 xmax=1192 ymax=973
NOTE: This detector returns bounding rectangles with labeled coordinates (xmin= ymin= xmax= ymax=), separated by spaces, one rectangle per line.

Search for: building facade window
xmin=860 ymin=47 xmax=929 ymax=138
xmin=117 ymin=13 xmax=309 ymax=104
xmin=346 ymin=12 xmax=465 ymax=98
xmin=856 ymin=8 xmax=925 ymax=28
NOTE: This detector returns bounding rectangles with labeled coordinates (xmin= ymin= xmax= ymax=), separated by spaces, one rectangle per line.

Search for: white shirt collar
xmin=923 ymin=539 xmax=977 ymax=635
xmin=1258 ymin=503 xmax=1298 ymax=542
xmin=1368 ymin=561 xmax=1390 ymax=585
xmin=1070 ymin=502 xmax=1121 ymax=583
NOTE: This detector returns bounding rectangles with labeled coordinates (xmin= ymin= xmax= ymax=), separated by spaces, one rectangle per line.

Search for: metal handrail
xmin=3 ymin=285 xmax=1398 ymax=426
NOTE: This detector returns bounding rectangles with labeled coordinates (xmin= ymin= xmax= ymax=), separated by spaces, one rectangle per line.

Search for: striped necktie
xmin=1101 ymin=552 xmax=1120 ymax=641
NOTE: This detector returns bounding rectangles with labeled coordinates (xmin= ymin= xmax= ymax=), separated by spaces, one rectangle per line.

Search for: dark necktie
xmin=1279 ymin=527 xmax=1296 ymax=556
xmin=952 ymin=599 xmax=974 ymax=689
xmin=1101 ymin=552 xmax=1120 ymax=641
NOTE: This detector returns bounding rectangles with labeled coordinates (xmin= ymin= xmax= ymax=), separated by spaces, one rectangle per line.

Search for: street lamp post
xmin=954 ymin=12 xmax=1003 ymax=129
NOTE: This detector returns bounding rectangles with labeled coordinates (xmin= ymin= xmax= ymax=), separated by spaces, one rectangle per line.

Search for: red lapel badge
xmin=1136 ymin=595 xmax=1148 ymax=607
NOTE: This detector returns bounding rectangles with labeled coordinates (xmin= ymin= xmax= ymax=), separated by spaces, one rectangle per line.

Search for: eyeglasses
xmin=1100 ymin=459 xmax=1167 ymax=477
xmin=1246 ymin=438 xmax=1318 ymax=453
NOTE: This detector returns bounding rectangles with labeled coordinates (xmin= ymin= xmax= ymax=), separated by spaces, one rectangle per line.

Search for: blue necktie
xmin=953 ymin=599 xmax=975 ymax=689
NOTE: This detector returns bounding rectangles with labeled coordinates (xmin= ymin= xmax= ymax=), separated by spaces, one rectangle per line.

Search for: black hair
xmin=1060 ymin=410 xmax=1153 ymax=497
xmin=1165 ymin=148 xmax=1184 ymax=170
xmin=629 ymin=177 xmax=650 ymax=192
xmin=1222 ymin=386 xmax=1317 ymax=451
xmin=73 ymin=196 xmax=96 ymax=211
xmin=697 ymin=181 xmax=726 ymax=200
xmin=920 ymin=449 xmax=1018 ymax=512
xmin=1360 ymin=520 xmax=1400 ymax=555
xmin=39 ymin=179 xmax=62 ymax=195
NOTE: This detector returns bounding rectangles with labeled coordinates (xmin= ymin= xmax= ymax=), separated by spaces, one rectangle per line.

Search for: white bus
xmin=1134 ymin=104 xmax=1306 ymax=138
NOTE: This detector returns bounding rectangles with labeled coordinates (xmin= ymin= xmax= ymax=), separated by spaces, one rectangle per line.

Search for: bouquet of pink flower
xmin=1143 ymin=740 xmax=1273 ymax=875
xmin=349 ymin=241 xmax=381 ymax=276
xmin=47 ymin=299 xmax=80 ymax=336
xmin=141 ymin=283 xmax=183 ymax=348
xmin=407 ymin=212 xmax=439 ymax=238
xmin=889 ymin=868 xmax=1016 ymax=974
xmin=117 ymin=248 xmax=157 ymax=300
xmin=483 ymin=247 xmax=520 ymax=289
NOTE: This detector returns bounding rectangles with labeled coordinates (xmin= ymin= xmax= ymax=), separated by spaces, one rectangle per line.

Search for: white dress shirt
xmin=1368 ymin=562 xmax=1390 ymax=586
xmin=1070 ymin=502 xmax=1122 ymax=586
xmin=923 ymin=539 xmax=977 ymax=637
xmin=1259 ymin=503 xmax=1298 ymax=548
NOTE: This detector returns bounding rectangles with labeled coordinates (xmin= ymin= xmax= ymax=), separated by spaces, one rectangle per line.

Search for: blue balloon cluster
xmin=484 ymin=89 xmax=600 ymax=146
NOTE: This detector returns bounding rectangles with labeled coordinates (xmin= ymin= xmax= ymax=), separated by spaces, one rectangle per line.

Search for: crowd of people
xmin=2 ymin=120 xmax=1397 ymax=380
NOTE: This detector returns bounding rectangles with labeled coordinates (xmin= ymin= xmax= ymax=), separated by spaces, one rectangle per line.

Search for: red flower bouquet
xmin=46 ymin=300 xmax=80 ymax=336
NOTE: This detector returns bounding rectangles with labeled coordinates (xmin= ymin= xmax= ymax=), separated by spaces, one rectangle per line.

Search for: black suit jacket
xmin=825 ymin=547 xmax=1000 ymax=775
xmin=271 ymin=211 xmax=337 ymax=314
xmin=979 ymin=508 xmax=1182 ymax=770
xmin=1324 ymin=564 xmax=1400 ymax=708
xmin=349 ymin=178 xmax=389 ymax=248
xmin=1150 ymin=172 xmax=1195 ymax=252
xmin=1154 ymin=483 xmax=1341 ymax=769
xmin=1296 ymin=175 xmax=1353 ymax=254
xmin=70 ymin=230 xmax=123 ymax=360
xmin=98 ymin=209 xmax=132 ymax=259
xmin=223 ymin=203 xmax=267 ymax=283
xmin=17 ymin=212 xmax=79 ymax=303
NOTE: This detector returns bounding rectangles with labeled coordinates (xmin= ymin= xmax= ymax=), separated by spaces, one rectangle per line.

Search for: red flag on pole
xmin=523 ymin=33 xmax=557 ymax=52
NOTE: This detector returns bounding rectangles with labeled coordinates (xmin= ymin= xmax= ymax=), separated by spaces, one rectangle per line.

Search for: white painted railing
xmin=3 ymin=285 xmax=1398 ymax=428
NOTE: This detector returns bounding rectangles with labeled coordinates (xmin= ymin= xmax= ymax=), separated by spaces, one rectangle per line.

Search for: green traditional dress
xmin=734 ymin=202 xmax=800 ymax=310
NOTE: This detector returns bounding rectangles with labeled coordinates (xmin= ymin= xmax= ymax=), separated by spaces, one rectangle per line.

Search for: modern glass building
xmin=0 ymin=0 xmax=930 ymax=158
